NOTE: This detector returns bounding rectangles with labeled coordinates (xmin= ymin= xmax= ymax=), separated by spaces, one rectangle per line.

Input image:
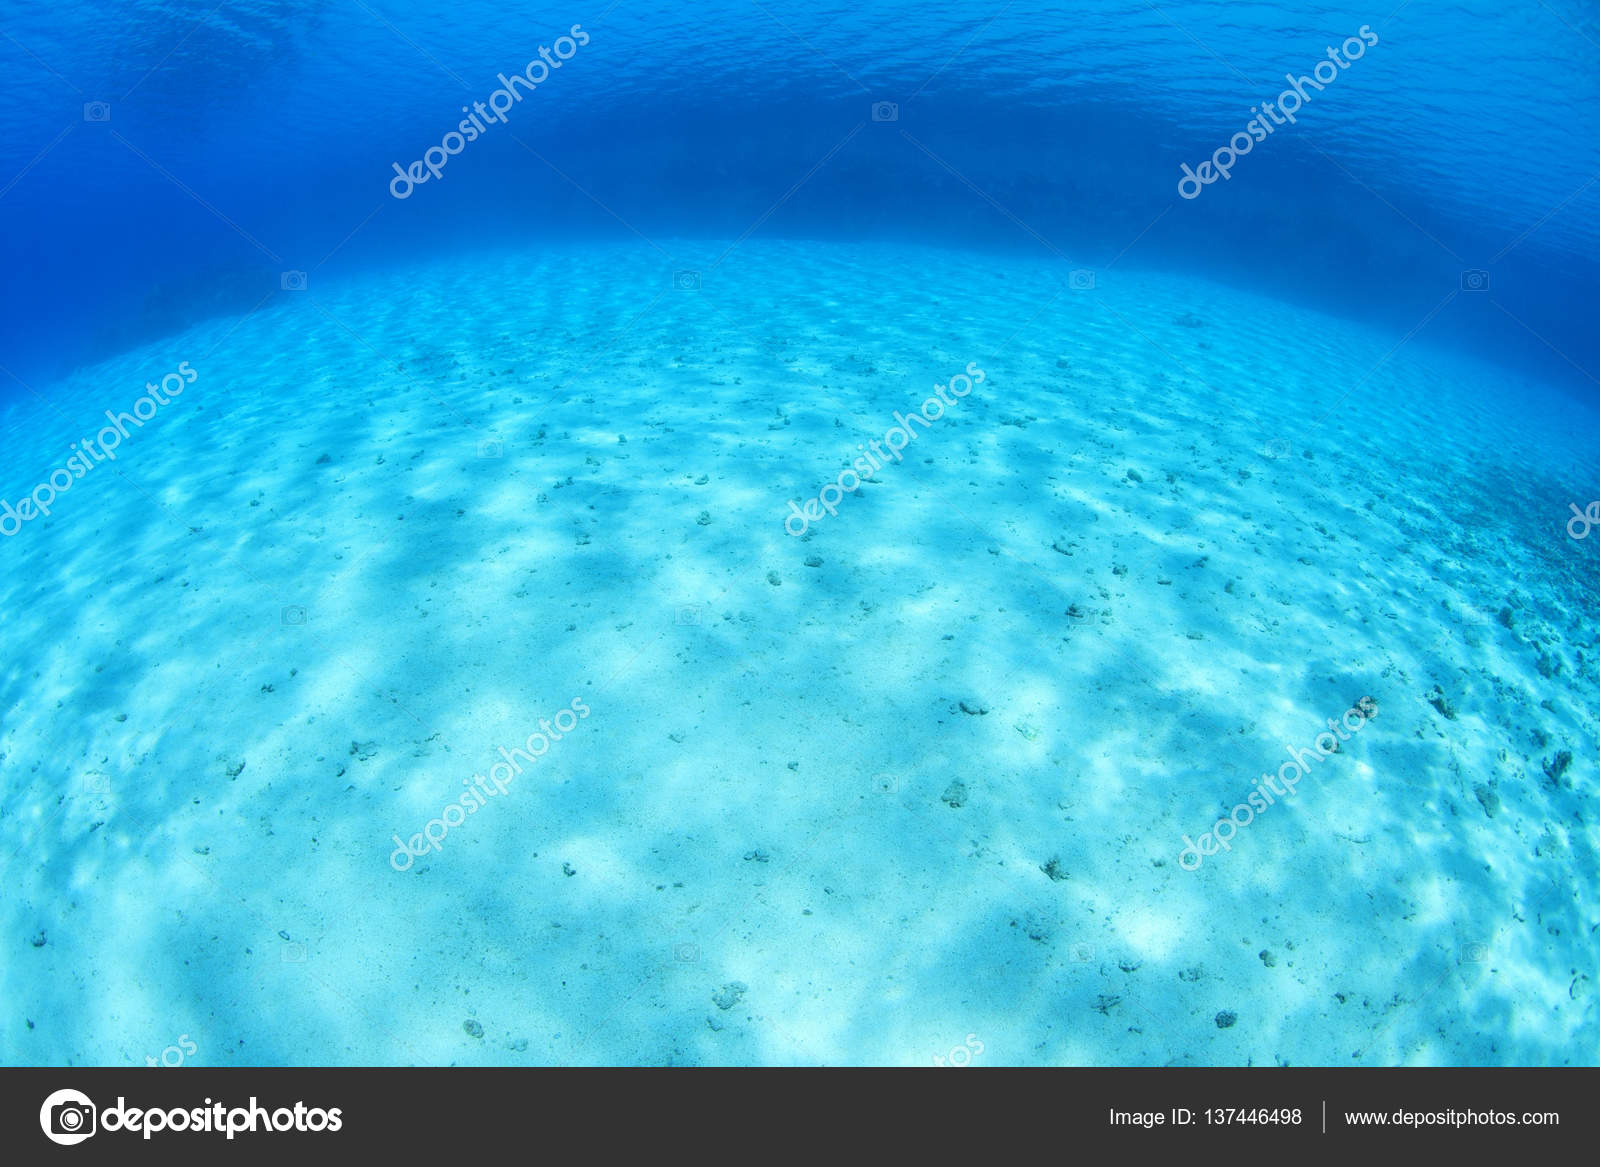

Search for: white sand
xmin=2 ymin=238 xmax=1596 ymax=1065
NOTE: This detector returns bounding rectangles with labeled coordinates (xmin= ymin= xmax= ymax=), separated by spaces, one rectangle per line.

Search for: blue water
xmin=3 ymin=1 xmax=1598 ymax=389
xmin=2 ymin=1 xmax=1597 ymax=1067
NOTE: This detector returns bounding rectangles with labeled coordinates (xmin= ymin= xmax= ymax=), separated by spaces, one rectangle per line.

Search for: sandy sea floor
xmin=2 ymin=238 xmax=1597 ymax=1065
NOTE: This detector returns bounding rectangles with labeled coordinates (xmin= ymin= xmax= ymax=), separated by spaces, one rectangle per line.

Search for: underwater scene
xmin=1 ymin=0 xmax=1597 ymax=1067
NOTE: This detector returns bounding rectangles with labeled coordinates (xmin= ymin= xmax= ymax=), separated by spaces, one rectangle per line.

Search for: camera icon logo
xmin=281 ymin=605 xmax=307 ymax=626
xmin=1262 ymin=438 xmax=1292 ymax=460
xmin=1069 ymin=269 xmax=1096 ymax=291
xmin=1460 ymin=269 xmax=1490 ymax=292
xmin=282 ymin=941 xmax=307 ymax=963
xmin=1461 ymin=941 xmax=1489 ymax=963
xmin=871 ymin=771 xmax=898 ymax=794
xmin=82 ymin=772 xmax=112 ymax=795
xmin=675 ymin=605 xmax=703 ymax=626
xmin=674 ymin=942 xmax=700 ymax=963
xmin=83 ymin=102 xmax=111 ymax=122
xmin=673 ymin=270 xmax=701 ymax=291
xmin=871 ymin=101 xmax=899 ymax=122
xmin=477 ymin=437 xmax=505 ymax=459
xmin=40 ymin=1088 xmax=97 ymax=1145
xmin=281 ymin=270 xmax=308 ymax=291
xmin=1071 ymin=942 xmax=1096 ymax=963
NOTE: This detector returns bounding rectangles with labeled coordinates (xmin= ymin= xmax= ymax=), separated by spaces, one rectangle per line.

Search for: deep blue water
xmin=2 ymin=0 xmax=1597 ymax=392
